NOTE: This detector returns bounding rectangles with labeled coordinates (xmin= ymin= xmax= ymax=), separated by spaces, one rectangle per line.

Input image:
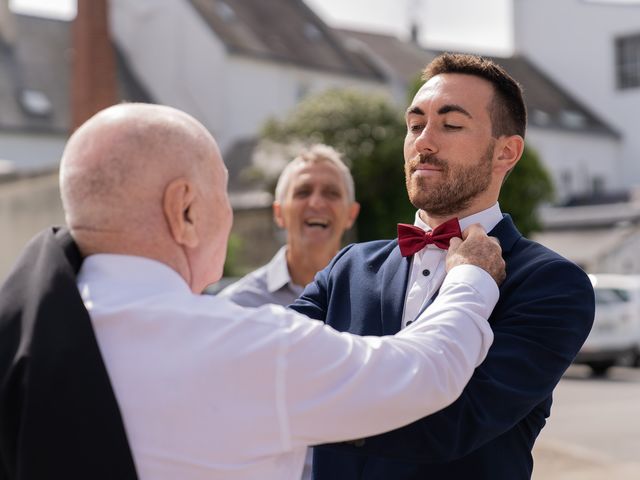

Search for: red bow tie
xmin=397 ymin=218 xmax=461 ymax=257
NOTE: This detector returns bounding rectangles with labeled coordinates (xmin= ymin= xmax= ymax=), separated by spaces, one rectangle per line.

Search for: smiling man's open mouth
xmin=305 ymin=218 xmax=330 ymax=229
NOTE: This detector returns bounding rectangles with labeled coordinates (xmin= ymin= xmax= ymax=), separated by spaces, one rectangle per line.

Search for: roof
xmin=338 ymin=28 xmax=436 ymax=86
xmin=487 ymin=56 xmax=620 ymax=138
xmin=338 ymin=28 xmax=619 ymax=138
xmin=532 ymin=224 xmax=640 ymax=268
xmin=187 ymin=0 xmax=384 ymax=79
xmin=0 ymin=14 xmax=152 ymax=136
xmin=0 ymin=15 xmax=70 ymax=134
xmin=539 ymin=202 xmax=640 ymax=229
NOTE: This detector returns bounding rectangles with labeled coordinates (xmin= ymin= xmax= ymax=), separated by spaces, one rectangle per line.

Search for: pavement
xmin=533 ymin=438 xmax=640 ymax=479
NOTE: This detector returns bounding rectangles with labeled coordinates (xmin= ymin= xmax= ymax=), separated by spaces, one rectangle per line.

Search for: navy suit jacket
xmin=290 ymin=215 xmax=594 ymax=480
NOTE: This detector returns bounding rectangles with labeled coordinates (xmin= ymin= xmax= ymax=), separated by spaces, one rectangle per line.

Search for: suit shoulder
xmin=331 ymin=239 xmax=397 ymax=266
xmin=510 ymin=236 xmax=591 ymax=286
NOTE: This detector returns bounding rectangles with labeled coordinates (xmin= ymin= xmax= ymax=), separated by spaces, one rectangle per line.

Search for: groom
xmin=290 ymin=53 xmax=595 ymax=479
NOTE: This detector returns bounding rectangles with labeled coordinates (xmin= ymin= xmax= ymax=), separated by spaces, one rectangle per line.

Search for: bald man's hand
xmin=446 ymin=224 xmax=506 ymax=286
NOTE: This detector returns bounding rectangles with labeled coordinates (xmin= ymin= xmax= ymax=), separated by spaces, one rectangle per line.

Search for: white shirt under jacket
xmin=402 ymin=203 xmax=504 ymax=328
xmin=77 ymin=254 xmax=498 ymax=480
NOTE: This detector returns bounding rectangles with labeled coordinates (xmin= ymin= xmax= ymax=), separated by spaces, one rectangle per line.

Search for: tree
xmin=499 ymin=145 xmax=554 ymax=236
xmin=262 ymin=89 xmax=415 ymax=241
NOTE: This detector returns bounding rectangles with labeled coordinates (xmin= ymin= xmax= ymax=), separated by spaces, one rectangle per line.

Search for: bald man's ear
xmin=494 ymin=135 xmax=525 ymax=176
xmin=164 ymin=178 xmax=199 ymax=248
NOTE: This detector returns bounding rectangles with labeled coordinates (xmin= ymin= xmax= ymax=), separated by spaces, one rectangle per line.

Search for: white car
xmin=574 ymin=274 xmax=640 ymax=375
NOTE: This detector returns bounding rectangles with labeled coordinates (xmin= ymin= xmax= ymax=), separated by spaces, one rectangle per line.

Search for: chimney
xmin=407 ymin=0 xmax=424 ymax=46
xmin=0 ymin=0 xmax=17 ymax=46
xmin=71 ymin=0 xmax=118 ymax=131
xmin=410 ymin=23 xmax=419 ymax=45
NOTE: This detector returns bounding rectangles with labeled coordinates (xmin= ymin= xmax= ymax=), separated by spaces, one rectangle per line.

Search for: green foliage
xmin=499 ymin=144 xmax=554 ymax=236
xmin=263 ymin=89 xmax=414 ymax=240
xmin=222 ymin=233 xmax=243 ymax=277
xmin=407 ymin=72 xmax=425 ymax=104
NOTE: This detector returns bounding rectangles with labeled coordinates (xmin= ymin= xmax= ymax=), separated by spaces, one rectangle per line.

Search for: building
xmin=109 ymin=0 xmax=388 ymax=155
xmin=513 ymin=0 xmax=640 ymax=189
xmin=533 ymin=199 xmax=640 ymax=273
xmin=0 ymin=0 xmax=150 ymax=279
xmin=339 ymin=28 xmax=621 ymax=203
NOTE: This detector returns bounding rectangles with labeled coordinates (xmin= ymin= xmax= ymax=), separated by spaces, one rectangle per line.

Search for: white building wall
xmin=513 ymin=0 xmax=640 ymax=186
xmin=109 ymin=0 xmax=390 ymax=154
xmin=109 ymin=0 xmax=228 ymax=143
xmin=597 ymin=230 xmax=640 ymax=274
xmin=526 ymin=126 xmax=622 ymax=202
xmin=0 ymin=132 xmax=66 ymax=171
xmin=222 ymin=56 xmax=390 ymax=153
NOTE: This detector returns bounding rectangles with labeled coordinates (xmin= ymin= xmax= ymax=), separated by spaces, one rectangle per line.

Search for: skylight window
xmin=19 ymin=88 xmax=52 ymax=117
xmin=215 ymin=1 xmax=236 ymax=22
xmin=531 ymin=109 xmax=551 ymax=126
xmin=304 ymin=23 xmax=322 ymax=41
xmin=559 ymin=110 xmax=587 ymax=129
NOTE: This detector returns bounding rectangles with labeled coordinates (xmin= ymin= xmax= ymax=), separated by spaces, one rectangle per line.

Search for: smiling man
xmin=220 ymin=144 xmax=360 ymax=308
xmin=290 ymin=53 xmax=595 ymax=479
xmin=219 ymin=145 xmax=359 ymax=479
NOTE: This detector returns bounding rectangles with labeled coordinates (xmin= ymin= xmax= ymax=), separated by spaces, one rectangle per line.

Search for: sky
xmin=9 ymin=0 xmax=514 ymax=55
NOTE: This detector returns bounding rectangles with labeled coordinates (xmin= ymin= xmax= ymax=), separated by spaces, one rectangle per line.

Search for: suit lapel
xmin=380 ymin=242 xmax=411 ymax=335
xmin=489 ymin=214 xmax=521 ymax=254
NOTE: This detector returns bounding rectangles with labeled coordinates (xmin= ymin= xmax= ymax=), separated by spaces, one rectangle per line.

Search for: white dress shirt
xmin=78 ymin=254 xmax=497 ymax=480
xmin=217 ymin=246 xmax=311 ymax=480
xmin=402 ymin=203 xmax=503 ymax=328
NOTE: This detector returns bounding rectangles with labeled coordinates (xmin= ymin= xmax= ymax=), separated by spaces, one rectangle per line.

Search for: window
xmin=595 ymin=288 xmax=630 ymax=305
xmin=592 ymin=175 xmax=605 ymax=194
xmin=616 ymin=33 xmax=640 ymax=89
xmin=559 ymin=110 xmax=587 ymax=129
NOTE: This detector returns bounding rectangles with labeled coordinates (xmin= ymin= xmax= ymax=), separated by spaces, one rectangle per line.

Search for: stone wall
xmin=228 ymin=206 xmax=283 ymax=276
xmin=0 ymin=171 xmax=65 ymax=281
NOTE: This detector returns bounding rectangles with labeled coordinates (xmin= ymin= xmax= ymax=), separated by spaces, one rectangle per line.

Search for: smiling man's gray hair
xmin=274 ymin=144 xmax=356 ymax=204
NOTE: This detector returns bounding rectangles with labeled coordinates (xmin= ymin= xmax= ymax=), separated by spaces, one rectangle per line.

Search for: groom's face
xmin=403 ymin=73 xmax=498 ymax=217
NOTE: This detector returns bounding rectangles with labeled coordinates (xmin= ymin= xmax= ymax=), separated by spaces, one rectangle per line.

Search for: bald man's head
xmin=60 ymin=103 xmax=233 ymax=292
xmin=62 ymin=104 xmax=212 ymax=229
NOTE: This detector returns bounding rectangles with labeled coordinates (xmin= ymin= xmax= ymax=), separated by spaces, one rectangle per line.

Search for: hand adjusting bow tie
xmin=397 ymin=217 xmax=461 ymax=257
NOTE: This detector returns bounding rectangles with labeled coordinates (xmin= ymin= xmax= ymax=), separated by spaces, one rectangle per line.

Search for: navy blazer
xmin=290 ymin=215 xmax=595 ymax=480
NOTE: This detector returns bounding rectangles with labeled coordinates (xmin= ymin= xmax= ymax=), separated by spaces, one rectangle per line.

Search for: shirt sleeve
xmin=280 ymin=265 xmax=497 ymax=450
xmin=331 ymin=259 xmax=595 ymax=463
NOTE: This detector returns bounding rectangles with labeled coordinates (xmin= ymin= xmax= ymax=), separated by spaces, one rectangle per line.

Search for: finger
xmin=448 ymin=237 xmax=462 ymax=250
xmin=462 ymin=223 xmax=486 ymax=240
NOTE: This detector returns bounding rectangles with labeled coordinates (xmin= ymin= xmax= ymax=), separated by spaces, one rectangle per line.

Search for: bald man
xmin=0 ymin=103 xmax=505 ymax=480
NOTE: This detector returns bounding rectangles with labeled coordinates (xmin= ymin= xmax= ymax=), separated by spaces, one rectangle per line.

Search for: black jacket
xmin=0 ymin=228 xmax=137 ymax=479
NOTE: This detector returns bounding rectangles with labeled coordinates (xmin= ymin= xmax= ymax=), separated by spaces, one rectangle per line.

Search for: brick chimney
xmin=0 ymin=0 xmax=17 ymax=46
xmin=71 ymin=0 xmax=118 ymax=131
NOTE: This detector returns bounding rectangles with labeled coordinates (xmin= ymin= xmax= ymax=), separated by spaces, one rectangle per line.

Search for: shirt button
xmin=422 ymin=269 xmax=431 ymax=277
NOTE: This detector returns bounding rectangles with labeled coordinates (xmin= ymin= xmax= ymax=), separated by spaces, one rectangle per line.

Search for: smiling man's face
xmin=274 ymin=161 xmax=358 ymax=254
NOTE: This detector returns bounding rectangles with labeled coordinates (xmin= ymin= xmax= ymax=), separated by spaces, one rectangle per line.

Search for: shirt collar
xmin=78 ymin=254 xmax=192 ymax=305
xmin=413 ymin=202 xmax=503 ymax=234
xmin=265 ymin=246 xmax=303 ymax=294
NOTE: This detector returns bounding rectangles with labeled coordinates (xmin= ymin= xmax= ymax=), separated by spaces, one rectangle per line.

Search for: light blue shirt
xmin=219 ymin=246 xmax=305 ymax=308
